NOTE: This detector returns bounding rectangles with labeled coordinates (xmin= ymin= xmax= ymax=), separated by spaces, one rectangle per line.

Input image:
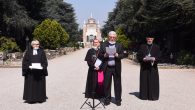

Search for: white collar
xmin=33 ymin=49 xmax=38 ymax=55
xmin=109 ymin=41 xmax=116 ymax=44
xmin=92 ymin=46 xmax=99 ymax=50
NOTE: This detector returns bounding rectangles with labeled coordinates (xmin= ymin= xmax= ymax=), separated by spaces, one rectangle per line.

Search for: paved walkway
xmin=0 ymin=48 xmax=195 ymax=110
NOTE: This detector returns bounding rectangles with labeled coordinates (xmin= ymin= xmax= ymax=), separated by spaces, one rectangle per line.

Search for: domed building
xmin=83 ymin=14 xmax=102 ymax=46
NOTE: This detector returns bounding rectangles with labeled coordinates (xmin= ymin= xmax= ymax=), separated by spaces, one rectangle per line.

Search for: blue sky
xmin=64 ymin=0 xmax=117 ymax=28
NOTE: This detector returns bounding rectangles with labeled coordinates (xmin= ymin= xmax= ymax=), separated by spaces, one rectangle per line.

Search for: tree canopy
xmin=0 ymin=0 xmax=79 ymax=50
xmin=102 ymin=0 xmax=195 ymax=55
xmin=116 ymin=27 xmax=131 ymax=49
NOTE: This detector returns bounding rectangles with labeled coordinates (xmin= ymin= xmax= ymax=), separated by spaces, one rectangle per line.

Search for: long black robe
xmin=84 ymin=48 xmax=103 ymax=98
xmin=22 ymin=48 xmax=48 ymax=102
xmin=137 ymin=44 xmax=160 ymax=100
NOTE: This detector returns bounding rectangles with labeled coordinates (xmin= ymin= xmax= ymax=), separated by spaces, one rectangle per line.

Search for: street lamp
xmin=25 ymin=36 xmax=29 ymax=50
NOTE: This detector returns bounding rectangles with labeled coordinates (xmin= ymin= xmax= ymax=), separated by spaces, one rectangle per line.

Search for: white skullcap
xmin=108 ymin=31 xmax=117 ymax=37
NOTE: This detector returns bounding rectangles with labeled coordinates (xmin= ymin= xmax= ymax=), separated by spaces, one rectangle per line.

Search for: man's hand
xmin=151 ymin=57 xmax=155 ymax=61
xmin=104 ymin=53 xmax=108 ymax=58
xmin=94 ymin=66 xmax=99 ymax=70
xmin=114 ymin=53 xmax=119 ymax=57
xmin=143 ymin=57 xmax=147 ymax=62
xmin=29 ymin=66 xmax=32 ymax=69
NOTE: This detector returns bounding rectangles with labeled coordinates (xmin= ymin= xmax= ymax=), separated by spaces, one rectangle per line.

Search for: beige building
xmin=83 ymin=14 xmax=102 ymax=46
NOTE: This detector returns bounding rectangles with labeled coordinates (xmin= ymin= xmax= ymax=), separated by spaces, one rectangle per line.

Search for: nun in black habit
xmin=22 ymin=40 xmax=48 ymax=103
xmin=137 ymin=36 xmax=161 ymax=101
xmin=84 ymin=39 xmax=104 ymax=99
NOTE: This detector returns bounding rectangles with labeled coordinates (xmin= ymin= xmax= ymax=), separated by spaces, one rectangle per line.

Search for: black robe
xmin=84 ymin=48 xmax=103 ymax=98
xmin=137 ymin=44 xmax=160 ymax=100
xmin=22 ymin=48 xmax=48 ymax=102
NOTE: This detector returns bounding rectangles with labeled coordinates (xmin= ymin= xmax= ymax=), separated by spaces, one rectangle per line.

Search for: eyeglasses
xmin=146 ymin=38 xmax=154 ymax=40
xmin=109 ymin=36 xmax=116 ymax=38
xmin=33 ymin=44 xmax=39 ymax=45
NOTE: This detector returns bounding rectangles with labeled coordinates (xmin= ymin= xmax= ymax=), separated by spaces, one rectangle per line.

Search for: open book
xmin=144 ymin=56 xmax=155 ymax=61
xmin=94 ymin=58 xmax=102 ymax=67
xmin=106 ymin=47 xmax=116 ymax=55
xmin=144 ymin=56 xmax=155 ymax=66
xmin=29 ymin=63 xmax=43 ymax=69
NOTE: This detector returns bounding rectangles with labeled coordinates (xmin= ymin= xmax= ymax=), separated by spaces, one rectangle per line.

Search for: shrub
xmin=116 ymin=27 xmax=131 ymax=49
xmin=176 ymin=50 xmax=195 ymax=65
xmin=0 ymin=36 xmax=20 ymax=52
xmin=33 ymin=19 xmax=69 ymax=49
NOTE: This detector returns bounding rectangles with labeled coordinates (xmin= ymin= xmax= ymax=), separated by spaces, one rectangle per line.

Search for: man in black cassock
xmin=99 ymin=31 xmax=124 ymax=106
xmin=22 ymin=40 xmax=48 ymax=103
xmin=84 ymin=39 xmax=104 ymax=99
xmin=137 ymin=36 xmax=160 ymax=100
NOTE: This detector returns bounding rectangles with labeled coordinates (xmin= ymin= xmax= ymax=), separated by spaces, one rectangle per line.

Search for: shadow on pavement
xmin=129 ymin=92 xmax=140 ymax=99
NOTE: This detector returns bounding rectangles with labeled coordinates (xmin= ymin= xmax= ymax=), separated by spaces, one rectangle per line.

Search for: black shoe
xmin=27 ymin=101 xmax=36 ymax=104
xmin=104 ymin=101 xmax=110 ymax=106
xmin=116 ymin=102 xmax=121 ymax=106
xmin=38 ymin=100 xmax=46 ymax=103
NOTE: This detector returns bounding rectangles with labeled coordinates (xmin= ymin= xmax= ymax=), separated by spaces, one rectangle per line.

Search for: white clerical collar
xmin=33 ymin=49 xmax=38 ymax=55
xmin=92 ymin=46 xmax=99 ymax=50
xmin=109 ymin=41 xmax=116 ymax=44
xmin=147 ymin=43 xmax=153 ymax=45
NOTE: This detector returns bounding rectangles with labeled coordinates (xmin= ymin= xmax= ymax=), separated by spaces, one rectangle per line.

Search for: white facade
xmin=83 ymin=15 xmax=102 ymax=46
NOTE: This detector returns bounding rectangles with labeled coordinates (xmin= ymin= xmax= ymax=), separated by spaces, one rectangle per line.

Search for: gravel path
xmin=0 ymin=48 xmax=195 ymax=110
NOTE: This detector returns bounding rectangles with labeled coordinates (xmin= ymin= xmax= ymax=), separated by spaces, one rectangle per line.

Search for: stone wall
xmin=45 ymin=47 xmax=75 ymax=59
xmin=0 ymin=47 xmax=77 ymax=67
xmin=127 ymin=52 xmax=195 ymax=69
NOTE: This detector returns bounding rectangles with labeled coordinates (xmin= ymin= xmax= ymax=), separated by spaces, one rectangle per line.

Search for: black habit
xmin=99 ymin=41 xmax=124 ymax=103
xmin=84 ymin=48 xmax=103 ymax=98
xmin=137 ymin=44 xmax=160 ymax=100
xmin=22 ymin=48 xmax=48 ymax=103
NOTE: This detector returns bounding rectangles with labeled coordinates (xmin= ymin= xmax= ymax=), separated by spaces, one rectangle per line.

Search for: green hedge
xmin=176 ymin=50 xmax=195 ymax=65
xmin=0 ymin=36 xmax=20 ymax=52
